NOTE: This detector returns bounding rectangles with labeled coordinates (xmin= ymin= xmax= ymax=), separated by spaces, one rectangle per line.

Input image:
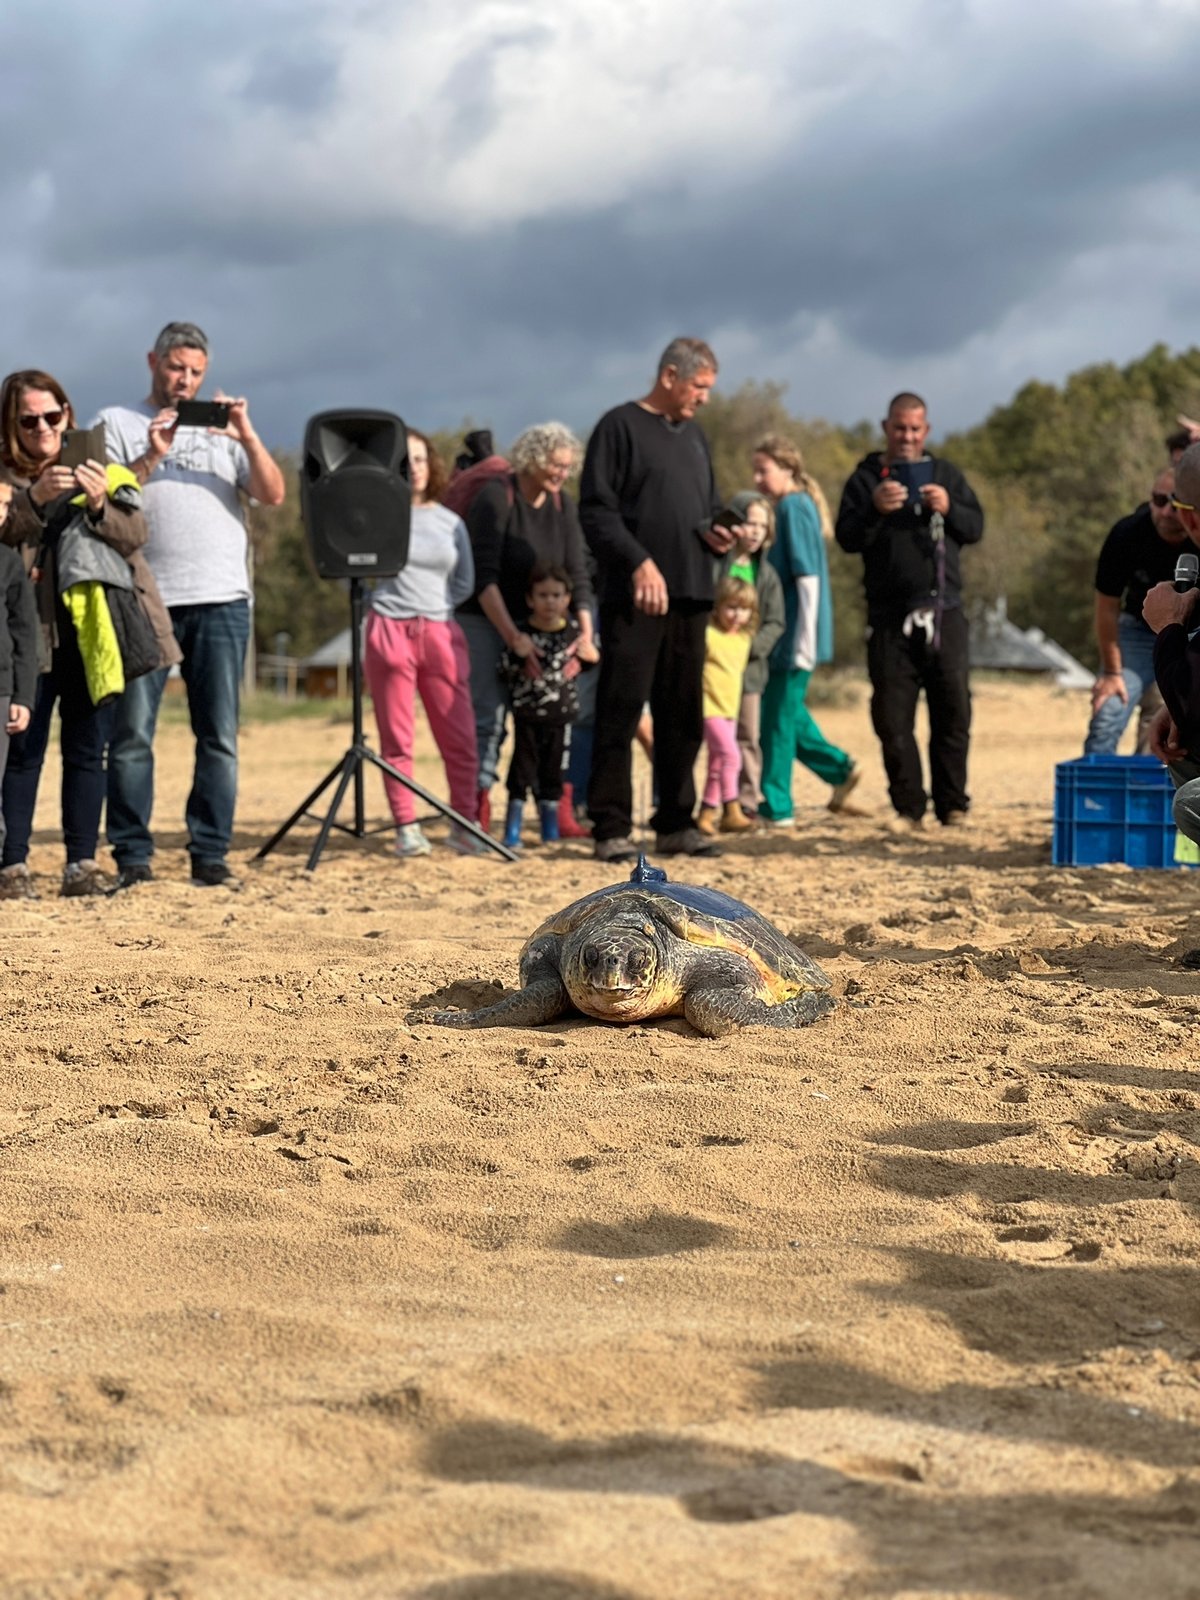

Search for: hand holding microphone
xmin=1143 ymin=561 xmax=1200 ymax=634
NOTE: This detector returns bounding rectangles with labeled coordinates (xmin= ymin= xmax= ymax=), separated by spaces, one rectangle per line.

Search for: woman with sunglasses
xmin=0 ymin=370 xmax=175 ymax=897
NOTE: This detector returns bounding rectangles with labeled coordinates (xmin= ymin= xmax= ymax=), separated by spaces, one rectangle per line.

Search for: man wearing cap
xmin=97 ymin=322 xmax=285 ymax=888
xmin=1085 ymin=464 xmax=1195 ymax=756
xmin=1144 ymin=446 xmax=1200 ymax=873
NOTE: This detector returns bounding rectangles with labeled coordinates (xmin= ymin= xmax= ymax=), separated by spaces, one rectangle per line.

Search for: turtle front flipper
xmin=683 ymin=986 xmax=836 ymax=1038
xmin=408 ymin=975 xmax=570 ymax=1030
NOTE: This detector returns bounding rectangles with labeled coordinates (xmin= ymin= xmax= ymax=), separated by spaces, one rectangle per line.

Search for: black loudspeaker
xmin=301 ymin=410 xmax=411 ymax=579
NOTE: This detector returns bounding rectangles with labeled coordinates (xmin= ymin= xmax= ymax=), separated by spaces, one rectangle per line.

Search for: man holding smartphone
xmin=96 ymin=321 xmax=285 ymax=888
xmin=835 ymin=392 xmax=984 ymax=831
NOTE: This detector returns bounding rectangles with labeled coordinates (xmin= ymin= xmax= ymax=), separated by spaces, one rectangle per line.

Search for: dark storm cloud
xmin=3 ymin=3 xmax=1200 ymax=449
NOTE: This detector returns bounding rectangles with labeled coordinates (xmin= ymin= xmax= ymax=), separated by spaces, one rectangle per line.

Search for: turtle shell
xmin=527 ymin=855 xmax=828 ymax=999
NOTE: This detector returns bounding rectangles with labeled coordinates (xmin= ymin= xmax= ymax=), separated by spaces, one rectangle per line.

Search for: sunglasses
xmin=18 ymin=410 xmax=65 ymax=432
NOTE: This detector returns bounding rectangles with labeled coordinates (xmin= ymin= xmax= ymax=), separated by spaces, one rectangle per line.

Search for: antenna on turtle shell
xmin=631 ymin=855 xmax=668 ymax=885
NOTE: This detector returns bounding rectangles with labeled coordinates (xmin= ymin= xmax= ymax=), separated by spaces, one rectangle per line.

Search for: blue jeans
xmin=1084 ymin=614 xmax=1157 ymax=754
xmin=107 ymin=600 xmax=249 ymax=867
xmin=457 ymin=610 xmax=508 ymax=791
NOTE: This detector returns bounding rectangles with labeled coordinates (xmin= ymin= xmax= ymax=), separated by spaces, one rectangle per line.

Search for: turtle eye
xmin=582 ymin=943 xmax=600 ymax=969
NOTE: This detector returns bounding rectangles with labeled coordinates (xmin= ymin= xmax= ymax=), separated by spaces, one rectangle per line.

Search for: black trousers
xmin=588 ymin=599 xmax=707 ymax=841
xmin=867 ymin=606 xmax=971 ymax=822
xmin=507 ymin=719 xmax=567 ymax=802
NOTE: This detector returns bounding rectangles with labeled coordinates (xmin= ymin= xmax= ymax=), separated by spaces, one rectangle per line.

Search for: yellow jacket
xmin=703 ymin=626 xmax=751 ymax=719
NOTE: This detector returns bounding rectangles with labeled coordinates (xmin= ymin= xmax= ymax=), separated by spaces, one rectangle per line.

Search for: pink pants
xmin=363 ymin=614 xmax=479 ymax=826
xmin=702 ymin=715 xmax=741 ymax=806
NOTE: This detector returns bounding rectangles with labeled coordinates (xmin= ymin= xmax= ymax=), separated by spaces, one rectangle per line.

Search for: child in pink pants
xmin=698 ymin=576 xmax=757 ymax=836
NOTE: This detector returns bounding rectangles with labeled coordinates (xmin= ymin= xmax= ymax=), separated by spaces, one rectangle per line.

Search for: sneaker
xmin=190 ymin=859 xmax=239 ymax=888
xmin=828 ymin=765 xmax=868 ymax=816
xmin=760 ymin=814 xmax=794 ymax=829
xmin=61 ymin=859 xmax=112 ymax=898
xmin=941 ymin=809 xmax=969 ymax=828
xmin=0 ymin=863 xmax=38 ymax=900
xmin=593 ymin=835 xmax=638 ymax=864
xmin=447 ymin=824 xmax=492 ymax=856
xmin=885 ymin=814 xmax=925 ymax=835
xmin=395 ymin=823 xmax=432 ymax=858
xmin=656 ymin=827 xmax=722 ymax=858
xmin=115 ymin=863 xmax=155 ymax=890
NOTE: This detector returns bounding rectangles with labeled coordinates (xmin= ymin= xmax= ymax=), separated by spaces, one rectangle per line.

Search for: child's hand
xmin=7 ymin=703 xmax=30 ymax=735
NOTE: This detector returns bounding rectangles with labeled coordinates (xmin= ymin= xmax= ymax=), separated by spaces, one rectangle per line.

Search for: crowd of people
xmin=360 ymin=338 xmax=995 ymax=866
xmin=11 ymin=324 xmax=1193 ymax=892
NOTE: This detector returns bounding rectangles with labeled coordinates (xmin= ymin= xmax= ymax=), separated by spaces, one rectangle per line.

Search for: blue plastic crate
xmin=1053 ymin=754 xmax=1194 ymax=868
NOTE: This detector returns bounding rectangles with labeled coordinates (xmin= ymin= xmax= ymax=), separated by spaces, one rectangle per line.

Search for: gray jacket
xmin=719 ymin=550 xmax=785 ymax=696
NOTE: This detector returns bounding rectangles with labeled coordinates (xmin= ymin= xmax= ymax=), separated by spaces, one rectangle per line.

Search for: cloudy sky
xmin=4 ymin=0 xmax=1199 ymax=452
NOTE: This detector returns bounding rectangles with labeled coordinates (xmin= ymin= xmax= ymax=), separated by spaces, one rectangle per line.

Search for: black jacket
xmin=0 ymin=543 xmax=37 ymax=708
xmin=835 ymin=451 xmax=984 ymax=624
xmin=1154 ymin=623 xmax=1200 ymax=752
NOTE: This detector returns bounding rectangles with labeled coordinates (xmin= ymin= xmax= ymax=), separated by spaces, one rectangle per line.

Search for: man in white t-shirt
xmin=98 ymin=322 xmax=285 ymax=888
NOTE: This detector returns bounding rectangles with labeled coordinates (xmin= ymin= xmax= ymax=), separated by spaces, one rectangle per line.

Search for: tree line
xmin=247 ymin=343 xmax=1200 ymax=671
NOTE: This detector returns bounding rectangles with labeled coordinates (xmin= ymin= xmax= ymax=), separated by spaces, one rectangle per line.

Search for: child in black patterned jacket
xmin=497 ymin=562 xmax=597 ymax=847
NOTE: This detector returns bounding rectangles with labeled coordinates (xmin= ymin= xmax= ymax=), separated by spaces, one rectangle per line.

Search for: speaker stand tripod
xmin=255 ymin=579 xmax=517 ymax=870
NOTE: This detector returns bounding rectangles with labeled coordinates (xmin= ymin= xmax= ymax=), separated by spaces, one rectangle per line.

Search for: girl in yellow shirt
xmin=698 ymin=577 xmax=758 ymax=836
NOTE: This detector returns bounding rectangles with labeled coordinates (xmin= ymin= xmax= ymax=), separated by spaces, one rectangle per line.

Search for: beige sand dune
xmin=2 ymin=678 xmax=1199 ymax=1600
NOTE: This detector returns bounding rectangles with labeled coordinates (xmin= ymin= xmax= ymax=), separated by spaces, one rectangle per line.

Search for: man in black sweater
xmin=835 ymin=392 xmax=984 ymax=830
xmin=580 ymin=337 xmax=734 ymax=862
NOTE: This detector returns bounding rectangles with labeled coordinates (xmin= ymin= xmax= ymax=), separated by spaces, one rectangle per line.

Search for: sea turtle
xmin=410 ymin=856 xmax=834 ymax=1038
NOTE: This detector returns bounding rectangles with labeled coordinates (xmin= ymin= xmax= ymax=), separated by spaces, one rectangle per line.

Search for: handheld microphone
xmin=1174 ymin=551 xmax=1199 ymax=593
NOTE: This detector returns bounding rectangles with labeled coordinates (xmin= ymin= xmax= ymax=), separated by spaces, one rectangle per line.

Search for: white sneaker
xmin=395 ymin=823 xmax=432 ymax=858
xmin=446 ymin=824 xmax=491 ymax=856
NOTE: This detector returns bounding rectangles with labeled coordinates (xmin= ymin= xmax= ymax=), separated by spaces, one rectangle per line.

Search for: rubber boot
xmin=556 ymin=781 xmax=590 ymax=838
xmin=539 ymin=800 xmax=560 ymax=843
xmin=477 ymin=788 xmax=491 ymax=833
xmin=502 ymin=799 xmax=524 ymax=849
xmin=697 ymin=804 xmax=721 ymax=836
xmin=720 ymin=800 xmax=754 ymax=834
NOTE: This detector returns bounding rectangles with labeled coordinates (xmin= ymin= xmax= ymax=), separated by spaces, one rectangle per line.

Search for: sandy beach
xmin=2 ymin=676 xmax=1199 ymax=1600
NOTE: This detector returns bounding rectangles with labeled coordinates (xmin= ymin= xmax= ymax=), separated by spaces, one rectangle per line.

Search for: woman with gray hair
xmin=455 ymin=421 xmax=598 ymax=834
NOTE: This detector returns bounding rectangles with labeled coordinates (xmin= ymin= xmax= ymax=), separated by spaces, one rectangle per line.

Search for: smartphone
xmin=60 ymin=423 xmax=107 ymax=470
xmin=175 ymin=399 xmax=231 ymax=430
xmin=886 ymin=460 xmax=934 ymax=502
xmin=712 ymin=507 xmax=745 ymax=533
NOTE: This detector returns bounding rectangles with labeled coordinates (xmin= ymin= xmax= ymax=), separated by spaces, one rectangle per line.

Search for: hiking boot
xmin=190 ymin=859 xmax=240 ymax=888
xmin=696 ymin=804 xmax=721 ymax=837
xmin=719 ymin=801 xmax=754 ymax=834
xmin=115 ymin=863 xmax=155 ymax=890
xmin=885 ymin=814 xmax=925 ymax=835
xmin=61 ymin=859 xmax=112 ymax=898
xmin=828 ymin=765 xmax=868 ymax=815
xmin=0 ymin=863 xmax=38 ymax=900
xmin=656 ymin=827 xmax=721 ymax=858
xmin=395 ymin=823 xmax=432 ymax=858
xmin=593 ymin=835 xmax=638 ymax=864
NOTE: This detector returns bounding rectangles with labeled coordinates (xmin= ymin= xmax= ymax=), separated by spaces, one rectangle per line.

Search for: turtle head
xmin=561 ymin=911 xmax=669 ymax=1020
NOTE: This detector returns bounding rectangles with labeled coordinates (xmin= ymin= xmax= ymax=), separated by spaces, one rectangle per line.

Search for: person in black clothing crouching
xmin=835 ymin=391 xmax=984 ymax=831
xmin=580 ymin=337 xmax=736 ymax=864
xmin=1143 ymin=445 xmax=1200 ymax=892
